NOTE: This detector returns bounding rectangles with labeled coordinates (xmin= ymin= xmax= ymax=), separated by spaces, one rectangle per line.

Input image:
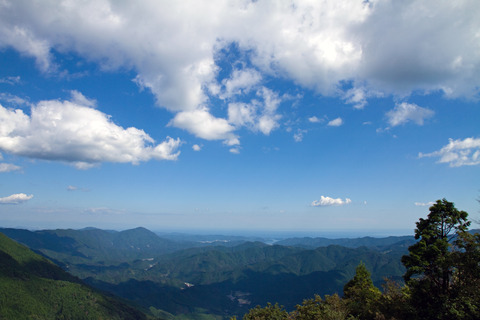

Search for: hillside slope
xmin=0 ymin=232 xmax=149 ymax=320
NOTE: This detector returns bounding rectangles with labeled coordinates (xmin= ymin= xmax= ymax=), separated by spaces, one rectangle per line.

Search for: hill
xmin=0 ymin=231 xmax=150 ymax=319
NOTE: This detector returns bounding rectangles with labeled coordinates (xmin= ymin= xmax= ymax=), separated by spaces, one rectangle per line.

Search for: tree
xmin=242 ymin=303 xmax=289 ymax=320
xmin=375 ymin=278 xmax=414 ymax=320
xmin=401 ymin=198 xmax=470 ymax=319
xmin=293 ymin=294 xmax=350 ymax=320
xmin=448 ymin=231 xmax=480 ymax=319
xmin=343 ymin=262 xmax=381 ymax=320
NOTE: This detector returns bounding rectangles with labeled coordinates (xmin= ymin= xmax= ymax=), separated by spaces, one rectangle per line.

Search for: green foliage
xmin=448 ymin=231 xmax=480 ymax=319
xmin=375 ymin=278 xmax=414 ymax=320
xmin=242 ymin=303 xmax=289 ymax=320
xmin=343 ymin=262 xmax=381 ymax=320
xmin=293 ymin=294 xmax=350 ymax=320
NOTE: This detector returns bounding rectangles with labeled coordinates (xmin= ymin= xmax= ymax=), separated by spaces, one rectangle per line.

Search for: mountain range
xmin=0 ymin=227 xmax=416 ymax=319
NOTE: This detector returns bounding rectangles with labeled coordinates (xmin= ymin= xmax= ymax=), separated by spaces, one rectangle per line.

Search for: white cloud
xmin=0 ymin=92 xmax=182 ymax=168
xmin=227 ymin=87 xmax=282 ymax=135
xmin=419 ymin=137 xmax=480 ymax=167
xmin=192 ymin=144 xmax=202 ymax=151
xmin=67 ymin=185 xmax=78 ymax=191
xmin=170 ymin=108 xmax=238 ymax=145
xmin=220 ymin=68 xmax=262 ymax=99
xmin=70 ymin=90 xmax=96 ymax=108
xmin=0 ymin=163 xmax=21 ymax=173
xmin=308 ymin=116 xmax=323 ymax=123
xmin=415 ymin=201 xmax=435 ymax=207
xmin=327 ymin=117 xmax=343 ymax=127
xmin=343 ymin=87 xmax=368 ymax=109
xmin=386 ymin=102 xmax=434 ymax=127
xmin=0 ymin=0 xmax=479 ymax=145
xmin=312 ymin=196 xmax=352 ymax=207
xmin=229 ymin=147 xmax=240 ymax=154
xmin=0 ymin=193 xmax=33 ymax=204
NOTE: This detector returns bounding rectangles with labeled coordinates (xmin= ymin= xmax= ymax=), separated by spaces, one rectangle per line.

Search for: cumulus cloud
xmin=312 ymin=196 xmax=352 ymax=207
xmin=170 ymin=108 xmax=238 ymax=145
xmin=419 ymin=137 xmax=480 ymax=167
xmin=0 ymin=92 xmax=182 ymax=168
xmin=327 ymin=117 xmax=343 ymax=127
xmin=386 ymin=102 xmax=434 ymax=127
xmin=0 ymin=193 xmax=33 ymax=204
xmin=0 ymin=0 xmax=479 ymax=145
xmin=192 ymin=144 xmax=202 ymax=151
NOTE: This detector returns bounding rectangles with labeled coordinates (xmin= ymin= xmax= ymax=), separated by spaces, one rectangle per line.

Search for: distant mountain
xmin=275 ymin=235 xmax=416 ymax=250
xmin=0 ymin=232 xmax=149 ymax=319
xmin=0 ymin=226 xmax=186 ymax=265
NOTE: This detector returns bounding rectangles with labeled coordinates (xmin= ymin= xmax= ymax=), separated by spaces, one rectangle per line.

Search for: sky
xmin=0 ymin=0 xmax=479 ymax=235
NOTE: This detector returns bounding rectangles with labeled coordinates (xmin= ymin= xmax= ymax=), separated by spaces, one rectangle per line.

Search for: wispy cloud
xmin=415 ymin=201 xmax=435 ymax=207
xmin=0 ymin=76 xmax=21 ymax=85
xmin=312 ymin=196 xmax=352 ymax=207
xmin=419 ymin=137 xmax=480 ymax=167
xmin=0 ymin=163 xmax=21 ymax=173
xmin=0 ymin=193 xmax=33 ymax=204
xmin=294 ymin=129 xmax=307 ymax=142
xmin=386 ymin=102 xmax=434 ymax=127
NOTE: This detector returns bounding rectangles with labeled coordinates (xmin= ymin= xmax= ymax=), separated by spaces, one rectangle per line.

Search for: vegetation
xmin=240 ymin=198 xmax=480 ymax=320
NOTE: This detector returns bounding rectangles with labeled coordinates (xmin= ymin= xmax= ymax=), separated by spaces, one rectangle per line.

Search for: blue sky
xmin=0 ymin=0 xmax=479 ymax=235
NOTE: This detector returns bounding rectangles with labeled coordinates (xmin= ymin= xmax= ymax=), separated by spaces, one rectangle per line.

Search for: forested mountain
xmin=0 ymin=232 xmax=149 ymax=319
xmin=0 ymin=227 xmax=411 ymax=319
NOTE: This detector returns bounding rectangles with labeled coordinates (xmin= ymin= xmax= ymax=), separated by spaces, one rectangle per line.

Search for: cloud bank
xmin=0 ymin=0 xmax=478 ymax=147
